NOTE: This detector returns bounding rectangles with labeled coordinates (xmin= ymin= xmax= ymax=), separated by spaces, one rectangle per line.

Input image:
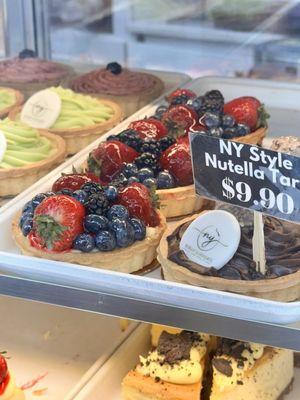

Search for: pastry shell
xmin=0 ymin=131 xmax=66 ymax=197
xmin=234 ymin=126 xmax=267 ymax=145
xmin=0 ymin=87 xmax=24 ymax=118
xmin=158 ymin=212 xmax=300 ymax=301
xmin=12 ymin=210 xmax=166 ymax=274
xmin=9 ymin=100 xmax=124 ymax=156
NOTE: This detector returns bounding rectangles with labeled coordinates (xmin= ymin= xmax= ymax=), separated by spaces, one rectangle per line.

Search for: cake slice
xmin=210 ymin=338 xmax=294 ymax=400
xmin=122 ymin=330 xmax=210 ymax=400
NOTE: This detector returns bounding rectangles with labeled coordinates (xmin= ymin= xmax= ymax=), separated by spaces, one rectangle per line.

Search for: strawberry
xmin=177 ymin=134 xmax=190 ymax=146
xmin=52 ymin=172 xmax=101 ymax=192
xmin=161 ymin=105 xmax=197 ymax=137
xmin=167 ymin=89 xmax=196 ymax=103
xmin=186 ymin=121 xmax=206 ymax=135
xmin=223 ymin=96 xmax=269 ymax=132
xmin=159 ymin=143 xmax=193 ymax=186
xmin=117 ymin=182 xmax=160 ymax=227
xmin=128 ymin=118 xmax=168 ymax=140
xmin=88 ymin=141 xmax=138 ymax=182
xmin=31 ymin=195 xmax=85 ymax=252
xmin=0 ymin=354 xmax=9 ymax=395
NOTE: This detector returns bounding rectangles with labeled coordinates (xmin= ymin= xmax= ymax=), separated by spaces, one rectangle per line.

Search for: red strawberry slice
xmin=128 ymin=118 xmax=168 ymax=140
xmin=187 ymin=121 xmax=206 ymax=134
xmin=161 ymin=105 xmax=197 ymax=137
xmin=52 ymin=173 xmax=101 ymax=192
xmin=159 ymin=143 xmax=193 ymax=186
xmin=167 ymin=89 xmax=196 ymax=103
xmin=0 ymin=355 xmax=7 ymax=384
xmin=177 ymin=134 xmax=190 ymax=146
xmin=223 ymin=96 xmax=269 ymax=132
xmin=88 ymin=140 xmax=138 ymax=182
xmin=32 ymin=195 xmax=86 ymax=252
xmin=117 ymin=182 xmax=160 ymax=227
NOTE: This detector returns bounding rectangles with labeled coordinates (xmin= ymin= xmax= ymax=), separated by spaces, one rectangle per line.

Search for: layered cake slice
xmin=122 ymin=330 xmax=210 ymax=400
xmin=210 ymin=338 xmax=294 ymax=400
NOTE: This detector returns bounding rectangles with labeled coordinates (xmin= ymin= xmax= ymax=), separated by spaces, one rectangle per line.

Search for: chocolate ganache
xmin=167 ymin=216 xmax=300 ymax=280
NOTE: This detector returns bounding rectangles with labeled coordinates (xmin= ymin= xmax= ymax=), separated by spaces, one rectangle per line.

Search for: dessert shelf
xmin=1 ymin=77 xmax=300 ymax=351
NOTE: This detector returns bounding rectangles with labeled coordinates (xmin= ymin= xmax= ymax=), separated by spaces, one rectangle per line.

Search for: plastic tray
xmin=73 ymin=324 xmax=300 ymax=400
xmin=0 ymin=295 xmax=136 ymax=400
xmin=1 ymin=77 xmax=300 ymax=325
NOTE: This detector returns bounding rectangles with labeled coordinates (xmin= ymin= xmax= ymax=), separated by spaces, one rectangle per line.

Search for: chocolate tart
xmin=0 ymin=87 xmax=24 ymax=119
xmin=69 ymin=68 xmax=164 ymax=118
xmin=12 ymin=210 xmax=166 ymax=273
xmin=0 ymin=131 xmax=66 ymax=197
xmin=158 ymin=212 xmax=300 ymax=301
xmin=9 ymin=101 xmax=124 ymax=156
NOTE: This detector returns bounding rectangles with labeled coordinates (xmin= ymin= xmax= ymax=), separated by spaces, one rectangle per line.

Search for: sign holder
xmin=252 ymin=211 xmax=266 ymax=274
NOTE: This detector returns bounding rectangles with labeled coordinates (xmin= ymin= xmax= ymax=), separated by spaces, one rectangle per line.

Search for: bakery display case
xmin=1 ymin=0 xmax=300 ymax=399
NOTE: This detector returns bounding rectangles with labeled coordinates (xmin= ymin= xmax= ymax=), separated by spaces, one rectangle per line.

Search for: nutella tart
xmin=122 ymin=330 xmax=211 ymax=400
xmin=0 ymin=87 xmax=24 ymax=118
xmin=210 ymin=338 xmax=294 ymax=400
xmin=12 ymin=176 xmax=166 ymax=274
xmin=69 ymin=62 xmax=164 ymax=117
xmin=9 ymin=86 xmax=123 ymax=155
xmin=158 ymin=210 xmax=300 ymax=301
xmin=0 ymin=119 xmax=66 ymax=197
xmin=0 ymin=50 xmax=73 ymax=98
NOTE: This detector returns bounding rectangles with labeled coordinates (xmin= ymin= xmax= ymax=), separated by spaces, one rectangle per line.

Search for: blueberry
xmin=95 ymin=231 xmax=117 ymax=251
xmin=107 ymin=204 xmax=129 ymax=220
xmin=22 ymin=200 xmax=35 ymax=214
xmin=143 ymin=177 xmax=157 ymax=189
xmin=122 ymin=163 xmax=138 ymax=178
xmin=157 ymin=171 xmax=175 ymax=189
xmin=72 ymin=189 xmax=89 ymax=204
xmin=236 ymin=123 xmax=250 ymax=137
xmin=73 ymin=233 xmax=95 ymax=252
xmin=222 ymin=114 xmax=235 ymax=128
xmin=19 ymin=211 xmax=33 ymax=228
xmin=130 ymin=218 xmax=146 ymax=240
xmin=222 ymin=127 xmax=236 ymax=139
xmin=19 ymin=49 xmax=36 ymax=59
xmin=137 ymin=168 xmax=154 ymax=182
xmin=208 ymin=127 xmax=224 ymax=138
xmin=114 ymin=221 xmax=135 ymax=247
xmin=44 ymin=191 xmax=55 ymax=197
xmin=155 ymin=105 xmax=168 ymax=119
xmin=84 ymin=214 xmax=109 ymax=233
xmin=104 ymin=185 xmax=118 ymax=201
xmin=187 ymin=96 xmax=203 ymax=112
xmin=108 ymin=218 xmax=125 ymax=233
xmin=31 ymin=193 xmax=48 ymax=208
xmin=21 ymin=217 xmax=33 ymax=236
xmin=202 ymin=112 xmax=220 ymax=129
xmin=106 ymin=62 xmax=122 ymax=75
xmin=128 ymin=176 xmax=139 ymax=184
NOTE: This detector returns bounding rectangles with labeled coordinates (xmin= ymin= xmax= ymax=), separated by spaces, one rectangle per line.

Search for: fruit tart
xmin=210 ymin=338 xmax=293 ymax=400
xmin=0 ymin=352 xmax=24 ymax=400
xmin=122 ymin=330 xmax=211 ymax=400
xmin=158 ymin=207 xmax=300 ymax=301
xmin=69 ymin=62 xmax=164 ymax=117
xmin=0 ymin=49 xmax=73 ymax=99
xmin=0 ymin=88 xmax=23 ymax=119
xmin=12 ymin=175 xmax=166 ymax=273
xmin=9 ymin=86 xmax=123 ymax=155
xmin=0 ymin=118 xmax=66 ymax=197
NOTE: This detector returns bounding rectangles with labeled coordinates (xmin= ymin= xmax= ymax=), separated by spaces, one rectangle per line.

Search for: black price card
xmin=190 ymin=133 xmax=300 ymax=223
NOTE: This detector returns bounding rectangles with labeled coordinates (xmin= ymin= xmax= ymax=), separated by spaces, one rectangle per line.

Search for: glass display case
xmin=0 ymin=1 xmax=300 ymax=399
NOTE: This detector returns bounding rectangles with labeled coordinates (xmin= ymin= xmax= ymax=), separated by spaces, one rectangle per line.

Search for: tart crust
xmin=9 ymin=100 xmax=124 ymax=155
xmin=234 ymin=126 xmax=267 ymax=145
xmin=12 ymin=211 xmax=166 ymax=273
xmin=0 ymin=87 xmax=24 ymax=118
xmin=0 ymin=131 xmax=66 ymax=197
xmin=158 ymin=212 xmax=300 ymax=301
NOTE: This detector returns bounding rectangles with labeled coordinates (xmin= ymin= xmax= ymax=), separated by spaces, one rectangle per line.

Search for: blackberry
xmin=170 ymin=94 xmax=189 ymax=105
xmin=106 ymin=62 xmax=122 ymax=75
xmin=85 ymin=192 xmax=110 ymax=216
xmin=199 ymin=90 xmax=224 ymax=115
xmin=158 ymin=136 xmax=176 ymax=152
xmin=110 ymin=173 xmax=128 ymax=188
xmin=141 ymin=139 xmax=161 ymax=156
xmin=81 ymin=182 xmax=103 ymax=197
xmin=134 ymin=152 xmax=159 ymax=174
xmin=110 ymin=129 xmax=143 ymax=151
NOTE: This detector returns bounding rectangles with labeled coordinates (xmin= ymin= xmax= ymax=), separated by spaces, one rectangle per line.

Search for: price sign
xmin=190 ymin=133 xmax=300 ymax=223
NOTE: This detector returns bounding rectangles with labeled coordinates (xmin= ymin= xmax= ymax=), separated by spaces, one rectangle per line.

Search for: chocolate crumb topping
xmin=157 ymin=331 xmax=200 ymax=365
xmin=212 ymin=358 xmax=233 ymax=377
